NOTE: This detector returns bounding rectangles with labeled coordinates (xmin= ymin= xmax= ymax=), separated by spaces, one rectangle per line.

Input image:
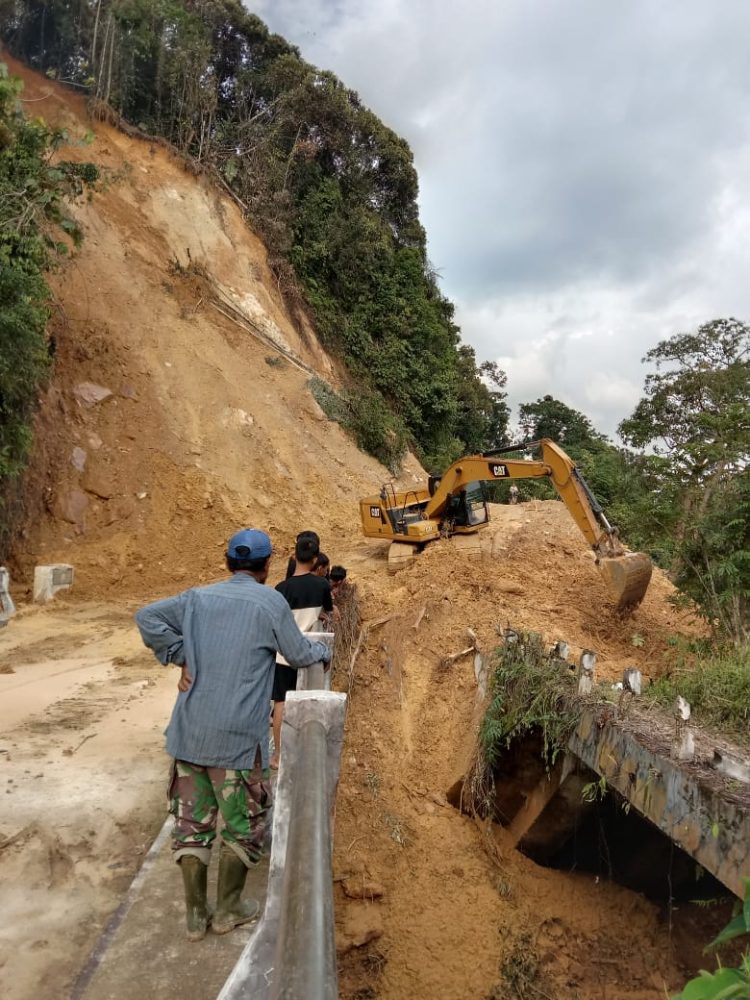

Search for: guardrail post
xmin=271 ymin=718 xmax=336 ymax=999
xmin=297 ymin=634 xmax=334 ymax=692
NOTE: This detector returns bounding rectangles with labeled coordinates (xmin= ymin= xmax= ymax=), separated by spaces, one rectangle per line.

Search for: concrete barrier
xmin=218 ymin=688 xmax=347 ymax=1000
xmin=33 ymin=564 xmax=74 ymax=603
xmin=568 ymin=707 xmax=750 ymax=897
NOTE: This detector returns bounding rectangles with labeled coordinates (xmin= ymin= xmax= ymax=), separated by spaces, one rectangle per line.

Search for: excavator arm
xmin=424 ymin=438 xmax=652 ymax=609
xmin=367 ymin=438 xmax=652 ymax=609
xmin=425 ymin=441 xmax=618 ymax=551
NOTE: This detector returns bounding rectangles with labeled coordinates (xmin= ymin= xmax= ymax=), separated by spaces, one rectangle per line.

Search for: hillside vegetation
xmin=0 ymin=62 xmax=95 ymax=553
xmin=0 ymin=0 xmax=508 ymax=472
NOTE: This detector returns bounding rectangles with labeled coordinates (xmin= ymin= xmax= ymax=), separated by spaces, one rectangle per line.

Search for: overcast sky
xmin=250 ymin=1 xmax=750 ymax=437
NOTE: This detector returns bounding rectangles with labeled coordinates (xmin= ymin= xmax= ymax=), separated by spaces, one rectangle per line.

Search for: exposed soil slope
xmin=2 ymin=52 xmax=423 ymax=602
xmin=0 ymin=55 xmax=708 ymax=1000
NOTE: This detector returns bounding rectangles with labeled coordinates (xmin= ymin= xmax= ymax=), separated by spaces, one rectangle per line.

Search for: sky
xmin=250 ymin=1 xmax=750 ymax=437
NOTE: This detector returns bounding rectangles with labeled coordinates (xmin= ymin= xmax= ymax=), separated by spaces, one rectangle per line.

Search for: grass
xmin=479 ymin=632 xmax=580 ymax=768
xmin=482 ymin=935 xmax=555 ymax=1000
xmin=467 ymin=630 xmax=582 ymax=816
xmin=648 ymin=642 xmax=750 ymax=740
xmin=307 ymin=377 xmax=406 ymax=473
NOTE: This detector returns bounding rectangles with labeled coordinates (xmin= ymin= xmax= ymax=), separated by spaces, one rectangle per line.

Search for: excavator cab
xmin=443 ymin=483 xmax=490 ymax=532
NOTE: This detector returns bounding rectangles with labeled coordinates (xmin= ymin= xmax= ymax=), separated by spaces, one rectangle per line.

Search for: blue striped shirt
xmin=135 ymin=573 xmax=331 ymax=769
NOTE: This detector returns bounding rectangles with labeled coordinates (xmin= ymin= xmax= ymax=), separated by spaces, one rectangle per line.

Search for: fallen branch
xmin=413 ymin=604 xmax=427 ymax=631
xmin=63 ymin=733 xmax=96 ymax=756
xmin=365 ymin=614 xmax=395 ymax=630
xmin=347 ymin=626 xmax=368 ymax=697
xmin=440 ymin=646 xmax=476 ymax=669
xmin=440 ymin=628 xmax=479 ymax=669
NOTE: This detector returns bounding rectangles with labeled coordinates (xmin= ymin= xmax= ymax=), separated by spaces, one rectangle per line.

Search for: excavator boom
xmin=359 ymin=439 xmax=652 ymax=610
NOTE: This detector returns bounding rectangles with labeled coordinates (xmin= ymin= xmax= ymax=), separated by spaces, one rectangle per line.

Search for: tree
xmin=619 ymin=318 xmax=750 ymax=481
xmin=0 ymin=63 xmax=96 ymax=557
xmin=620 ymin=319 xmax=750 ymax=643
xmin=519 ymin=394 xmax=605 ymax=452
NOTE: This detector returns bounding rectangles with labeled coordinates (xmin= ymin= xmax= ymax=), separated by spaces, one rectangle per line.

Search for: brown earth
xmin=0 ymin=53 xmax=711 ymax=1000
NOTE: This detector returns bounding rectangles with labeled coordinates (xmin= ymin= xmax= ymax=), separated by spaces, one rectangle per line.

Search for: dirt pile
xmin=332 ymin=514 xmax=705 ymax=1000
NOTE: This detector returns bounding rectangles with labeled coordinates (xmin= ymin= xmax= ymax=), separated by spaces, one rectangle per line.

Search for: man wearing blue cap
xmin=135 ymin=528 xmax=331 ymax=942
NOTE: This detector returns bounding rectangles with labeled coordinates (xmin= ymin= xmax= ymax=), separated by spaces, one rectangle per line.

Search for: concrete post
xmin=0 ymin=567 xmax=15 ymax=626
xmin=33 ymin=564 xmax=74 ymax=603
xmin=578 ymin=650 xmax=596 ymax=695
xmin=550 ymin=640 xmax=570 ymax=663
xmin=272 ymin=719 xmax=337 ymax=1000
xmin=296 ymin=632 xmax=334 ymax=693
xmin=672 ymin=696 xmax=695 ymax=761
xmin=617 ymin=667 xmax=642 ymax=718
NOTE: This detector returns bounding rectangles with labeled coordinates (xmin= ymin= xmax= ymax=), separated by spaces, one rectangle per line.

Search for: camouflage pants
xmin=168 ymin=757 xmax=272 ymax=868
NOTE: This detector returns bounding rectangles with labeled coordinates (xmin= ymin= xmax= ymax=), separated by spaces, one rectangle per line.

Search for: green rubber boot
xmin=213 ymin=847 xmax=260 ymax=935
xmin=179 ymin=856 xmax=210 ymax=942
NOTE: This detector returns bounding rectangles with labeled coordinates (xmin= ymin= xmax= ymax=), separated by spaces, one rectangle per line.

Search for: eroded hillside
xmin=3 ymin=53 xmax=424 ymax=601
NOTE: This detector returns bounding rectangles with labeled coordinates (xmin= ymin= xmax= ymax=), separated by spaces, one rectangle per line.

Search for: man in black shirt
xmin=271 ymin=533 xmax=333 ymax=768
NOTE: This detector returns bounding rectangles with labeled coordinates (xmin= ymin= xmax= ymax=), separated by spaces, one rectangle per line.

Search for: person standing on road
xmin=271 ymin=533 xmax=333 ymax=769
xmin=135 ymin=528 xmax=331 ymax=942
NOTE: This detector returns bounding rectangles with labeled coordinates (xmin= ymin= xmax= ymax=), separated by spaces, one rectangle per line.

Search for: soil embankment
xmin=0 ymin=55 xmax=707 ymax=1000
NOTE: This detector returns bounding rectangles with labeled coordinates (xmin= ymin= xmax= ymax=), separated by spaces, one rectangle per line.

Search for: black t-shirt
xmin=275 ymin=573 xmax=333 ymax=615
xmin=275 ymin=573 xmax=333 ymax=667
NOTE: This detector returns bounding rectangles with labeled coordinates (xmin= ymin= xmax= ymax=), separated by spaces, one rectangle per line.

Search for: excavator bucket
xmin=597 ymin=552 xmax=653 ymax=611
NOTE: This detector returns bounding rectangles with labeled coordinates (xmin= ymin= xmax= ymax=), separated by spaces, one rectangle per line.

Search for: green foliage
xmin=1 ymin=0 xmax=506 ymax=469
xmin=307 ymin=377 xmax=407 ymax=474
xmin=620 ymin=319 xmax=750 ymax=476
xmin=672 ymin=879 xmax=750 ymax=999
xmin=0 ymin=62 xmax=95 ymax=555
xmin=621 ymin=320 xmax=750 ymax=643
xmin=581 ymin=775 xmax=608 ymax=803
xmin=519 ymin=393 xmax=605 ymax=451
xmin=648 ymin=643 xmax=750 ymax=739
xmin=478 ymin=631 xmax=580 ymax=770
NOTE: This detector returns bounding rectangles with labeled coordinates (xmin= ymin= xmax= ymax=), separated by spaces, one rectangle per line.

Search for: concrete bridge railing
xmin=218 ymin=639 xmax=345 ymax=1000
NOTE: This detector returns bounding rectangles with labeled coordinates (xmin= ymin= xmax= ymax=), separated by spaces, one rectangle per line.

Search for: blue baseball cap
xmin=227 ymin=528 xmax=272 ymax=560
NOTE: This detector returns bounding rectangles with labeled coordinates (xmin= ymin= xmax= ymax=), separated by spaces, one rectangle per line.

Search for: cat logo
xmin=370 ymin=506 xmax=381 ymax=519
xmin=489 ymin=463 xmax=509 ymax=478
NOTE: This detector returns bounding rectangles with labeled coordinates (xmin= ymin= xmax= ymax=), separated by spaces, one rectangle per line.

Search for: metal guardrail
xmin=271 ymin=718 xmax=337 ymax=1000
xmin=217 ymin=640 xmax=345 ymax=1000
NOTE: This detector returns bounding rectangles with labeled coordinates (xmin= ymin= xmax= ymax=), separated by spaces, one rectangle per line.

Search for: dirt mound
xmin=359 ymin=500 xmax=700 ymax=684
xmin=333 ymin=512 xmax=704 ymax=1000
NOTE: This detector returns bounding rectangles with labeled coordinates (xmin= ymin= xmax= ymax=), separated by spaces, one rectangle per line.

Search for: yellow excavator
xmin=359 ymin=438 xmax=652 ymax=610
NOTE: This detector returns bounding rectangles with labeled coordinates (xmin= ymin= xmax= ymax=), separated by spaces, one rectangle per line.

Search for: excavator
xmin=359 ymin=439 xmax=652 ymax=610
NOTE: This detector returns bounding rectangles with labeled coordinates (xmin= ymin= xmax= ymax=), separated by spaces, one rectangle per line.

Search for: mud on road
xmin=0 ymin=602 xmax=174 ymax=1000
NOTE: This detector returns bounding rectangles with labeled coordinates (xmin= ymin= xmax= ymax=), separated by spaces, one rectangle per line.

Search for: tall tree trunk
xmin=91 ymin=0 xmax=103 ymax=76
